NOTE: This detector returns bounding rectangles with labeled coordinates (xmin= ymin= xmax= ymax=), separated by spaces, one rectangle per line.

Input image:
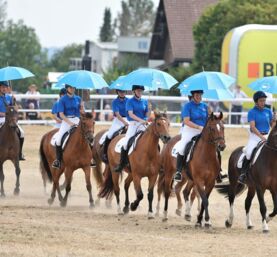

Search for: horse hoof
xmin=60 ymin=201 xmax=67 ymax=208
xmin=123 ymin=206 xmax=129 ymax=214
xmin=225 ymin=220 xmax=232 ymax=228
xmin=175 ymin=209 xmax=182 ymax=216
xmin=148 ymin=212 xmax=155 ymax=219
xmin=0 ymin=193 xmax=6 ymax=198
xmin=247 ymin=225 xmax=254 ymax=230
xmin=184 ymin=214 xmax=191 ymax=222
xmin=130 ymin=203 xmax=137 ymax=211
xmin=263 ymin=229 xmax=269 ymax=234
xmin=195 ymin=222 xmax=201 ymax=228
xmin=13 ymin=188 xmax=20 ymax=196
xmin=162 ymin=217 xmax=168 ymax=222
xmin=48 ymin=198 xmax=54 ymax=205
xmin=89 ymin=202 xmax=95 ymax=209
xmin=94 ymin=199 xmax=100 ymax=207
xmin=205 ymin=223 xmax=212 ymax=229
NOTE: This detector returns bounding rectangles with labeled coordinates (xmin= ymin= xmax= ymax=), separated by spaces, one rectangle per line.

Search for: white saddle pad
xmin=237 ymin=145 xmax=264 ymax=168
xmin=99 ymin=131 xmax=108 ymax=145
xmin=50 ymin=132 xmax=70 ymax=150
xmin=115 ymin=135 xmax=141 ymax=155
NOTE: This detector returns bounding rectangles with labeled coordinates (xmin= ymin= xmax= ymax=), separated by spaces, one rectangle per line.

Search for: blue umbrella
xmin=109 ymin=76 xmax=126 ymax=90
xmin=55 ymin=70 xmax=109 ymax=89
xmin=0 ymin=66 xmax=34 ymax=81
xmin=180 ymin=87 xmax=234 ymax=100
xmin=248 ymin=76 xmax=277 ymax=93
xmin=179 ymin=71 xmax=235 ymax=92
xmin=113 ymin=68 xmax=178 ymax=91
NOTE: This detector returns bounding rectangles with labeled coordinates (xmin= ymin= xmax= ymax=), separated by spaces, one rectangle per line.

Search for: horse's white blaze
xmin=216 ymin=124 xmax=220 ymax=131
xmin=262 ymin=219 xmax=269 ymax=232
xmin=246 ymin=213 xmax=253 ymax=228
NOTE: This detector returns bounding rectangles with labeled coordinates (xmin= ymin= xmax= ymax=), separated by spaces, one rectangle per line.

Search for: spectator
xmin=25 ymin=84 xmax=40 ymax=109
xmin=231 ymin=85 xmax=247 ymax=124
xmin=100 ymin=104 xmax=113 ymax=121
xmin=26 ymin=102 xmax=40 ymax=120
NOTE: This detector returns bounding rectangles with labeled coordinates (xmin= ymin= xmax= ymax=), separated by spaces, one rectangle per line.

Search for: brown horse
xmin=0 ymin=106 xmax=21 ymax=196
xmin=217 ymin=121 xmax=277 ymax=232
xmin=39 ymin=112 xmax=102 ymax=207
xmin=99 ymin=112 xmax=171 ymax=217
xmin=180 ymin=112 xmax=225 ymax=227
xmin=156 ymin=134 xmax=200 ymax=221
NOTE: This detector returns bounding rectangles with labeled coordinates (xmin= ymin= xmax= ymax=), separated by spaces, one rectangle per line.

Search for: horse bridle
xmin=152 ymin=117 xmax=169 ymax=140
xmin=80 ymin=117 xmax=94 ymax=145
xmin=206 ymin=125 xmax=225 ymax=145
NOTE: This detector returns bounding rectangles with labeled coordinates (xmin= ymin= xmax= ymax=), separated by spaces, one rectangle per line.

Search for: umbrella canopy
xmin=0 ymin=66 xmax=34 ymax=81
xmin=248 ymin=76 xmax=277 ymax=93
xmin=112 ymin=68 xmax=178 ymax=91
xmin=55 ymin=70 xmax=109 ymax=89
xmin=109 ymin=76 xmax=126 ymax=90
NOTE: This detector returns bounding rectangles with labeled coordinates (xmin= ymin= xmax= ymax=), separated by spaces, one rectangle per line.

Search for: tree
xmin=0 ymin=0 xmax=6 ymax=30
xmin=115 ymin=0 xmax=155 ymax=37
xmin=99 ymin=8 xmax=113 ymax=42
xmin=50 ymin=43 xmax=83 ymax=72
xmin=193 ymin=0 xmax=277 ymax=72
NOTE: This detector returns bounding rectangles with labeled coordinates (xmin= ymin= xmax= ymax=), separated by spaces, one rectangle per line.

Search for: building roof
xmin=91 ymin=41 xmax=118 ymax=50
xmin=149 ymin=0 xmax=218 ymax=63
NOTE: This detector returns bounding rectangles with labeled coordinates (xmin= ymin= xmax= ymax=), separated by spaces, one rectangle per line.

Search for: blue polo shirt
xmin=126 ymin=96 xmax=148 ymax=121
xmin=181 ymin=100 xmax=208 ymax=126
xmin=52 ymin=100 xmax=61 ymax=119
xmin=248 ymin=106 xmax=273 ymax=133
xmin=112 ymin=97 xmax=128 ymax=117
xmin=0 ymin=94 xmax=12 ymax=113
xmin=57 ymin=94 xmax=81 ymax=117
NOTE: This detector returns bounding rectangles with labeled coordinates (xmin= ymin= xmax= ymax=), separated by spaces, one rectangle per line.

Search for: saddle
xmin=99 ymin=126 xmax=127 ymax=146
xmin=51 ymin=126 xmax=77 ymax=150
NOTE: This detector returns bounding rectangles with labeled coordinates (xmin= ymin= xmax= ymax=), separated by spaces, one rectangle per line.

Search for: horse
xmin=98 ymin=112 xmax=171 ymax=218
xmin=0 ymin=106 xmax=21 ymax=196
xmin=217 ymin=121 xmax=277 ymax=233
xmin=156 ymin=134 xmax=200 ymax=221
xmin=39 ymin=112 xmax=103 ymax=207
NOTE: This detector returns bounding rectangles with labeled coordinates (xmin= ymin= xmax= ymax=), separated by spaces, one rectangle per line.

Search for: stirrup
xmin=174 ymin=172 xmax=182 ymax=182
xmin=52 ymin=160 xmax=61 ymax=169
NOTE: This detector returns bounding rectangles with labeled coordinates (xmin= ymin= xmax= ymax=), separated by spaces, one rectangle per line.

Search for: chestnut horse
xmin=99 ymin=112 xmax=171 ymax=217
xmin=39 ymin=112 xmax=102 ymax=207
xmin=217 ymin=121 xmax=277 ymax=232
xmin=0 ymin=106 xmax=21 ymax=196
xmin=156 ymin=134 xmax=200 ymax=221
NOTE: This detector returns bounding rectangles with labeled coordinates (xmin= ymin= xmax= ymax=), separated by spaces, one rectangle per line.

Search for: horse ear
xmin=154 ymin=110 xmax=161 ymax=119
xmin=210 ymin=112 xmax=214 ymax=120
xmin=218 ymin=112 xmax=223 ymax=120
xmin=162 ymin=111 xmax=167 ymax=118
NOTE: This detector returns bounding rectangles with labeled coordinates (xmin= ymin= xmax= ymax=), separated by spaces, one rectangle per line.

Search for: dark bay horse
xmin=99 ymin=112 xmax=171 ymax=217
xmin=156 ymin=134 xmax=200 ymax=221
xmin=0 ymin=106 xmax=21 ymax=196
xmin=178 ymin=112 xmax=225 ymax=227
xmin=217 ymin=121 xmax=277 ymax=232
xmin=39 ymin=112 xmax=103 ymax=207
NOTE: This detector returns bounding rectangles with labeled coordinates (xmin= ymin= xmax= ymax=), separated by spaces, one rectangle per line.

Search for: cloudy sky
xmin=6 ymin=0 xmax=160 ymax=48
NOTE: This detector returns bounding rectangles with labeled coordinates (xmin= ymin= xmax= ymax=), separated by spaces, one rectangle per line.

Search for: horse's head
xmin=152 ymin=111 xmax=171 ymax=143
xmin=267 ymin=120 xmax=277 ymax=148
xmin=203 ymin=112 xmax=226 ymax=151
xmin=80 ymin=112 xmax=95 ymax=145
xmin=5 ymin=106 xmax=18 ymax=128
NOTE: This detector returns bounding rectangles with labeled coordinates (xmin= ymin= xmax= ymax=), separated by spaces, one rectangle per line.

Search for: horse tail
xmin=92 ymin=159 xmax=104 ymax=188
xmin=39 ymin=135 xmax=52 ymax=183
xmin=98 ymin=165 xmax=113 ymax=199
xmin=216 ymin=183 xmax=246 ymax=198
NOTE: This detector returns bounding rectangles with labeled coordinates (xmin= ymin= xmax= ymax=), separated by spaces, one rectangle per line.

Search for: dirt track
xmin=0 ymin=125 xmax=276 ymax=257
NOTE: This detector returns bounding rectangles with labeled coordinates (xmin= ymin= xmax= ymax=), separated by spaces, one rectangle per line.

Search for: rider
xmin=238 ymin=91 xmax=275 ymax=184
xmin=52 ymin=84 xmax=84 ymax=169
xmin=114 ymin=85 xmax=150 ymax=172
xmin=0 ymin=81 xmax=25 ymax=160
xmin=174 ymin=90 xmax=208 ymax=182
xmin=102 ymin=89 xmax=129 ymax=162
xmin=51 ymin=88 xmax=67 ymax=128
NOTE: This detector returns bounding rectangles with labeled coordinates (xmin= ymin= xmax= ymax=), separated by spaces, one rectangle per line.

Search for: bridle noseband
xmin=80 ymin=118 xmax=94 ymax=144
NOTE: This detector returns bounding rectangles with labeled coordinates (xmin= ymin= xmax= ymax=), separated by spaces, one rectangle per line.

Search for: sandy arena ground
xmin=0 ymin=125 xmax=276 ymax=257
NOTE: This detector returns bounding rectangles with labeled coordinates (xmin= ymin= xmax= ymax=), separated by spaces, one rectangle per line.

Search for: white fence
xmin=14 ymin=94 xmax=276 ymax=127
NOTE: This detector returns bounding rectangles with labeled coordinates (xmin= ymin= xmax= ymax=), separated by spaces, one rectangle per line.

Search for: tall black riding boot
xmin=238 ymin=158 xmax=251 ymax=184
xmin=19 ymin=138 xmax=25 ymax=161
xmin=52 ymin=145 xmax=63 ymax=169
xmin=114 ymin=147 xmax=128 ymax=173
xmin=102 ymin=137 xmax=112 ymax=163
xmin=174 ymin=154 xmax=184 ymax=182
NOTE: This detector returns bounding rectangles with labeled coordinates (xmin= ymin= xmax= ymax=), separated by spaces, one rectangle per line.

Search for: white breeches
xmin=54 ymin=117 xmax=80 ymax=146
xmin=176 ymin=126 xmax=201 ymax=155
xmin=0 ymin=117 xmax=24 ymax=138
xmin=122 ymin=121 xmax=146 ymax=150
xmin=245 ymin=131 xmax=268 ymax=160
xmin=107 ymin=117 xmax=128 ymax=139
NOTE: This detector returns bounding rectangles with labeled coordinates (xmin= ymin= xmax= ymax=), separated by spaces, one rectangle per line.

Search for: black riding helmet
xmin=59 ymin=88 xmax=67 ymax=96
xmin=253 ymin=91 xmax=267 ymax=103
xmin=190 ymin=90 xmax=204 ymax=95
xmin=116 ymin=89 xmax=126 ymax=94
xmin=132 ymin=85 xmax=145 ymax=91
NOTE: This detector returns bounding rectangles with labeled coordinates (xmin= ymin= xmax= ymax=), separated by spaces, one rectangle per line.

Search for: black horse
xmin=0 ymin=106 xmax=21 ymax=196
xmin=217 ymin=121 xmax=277 ymax=233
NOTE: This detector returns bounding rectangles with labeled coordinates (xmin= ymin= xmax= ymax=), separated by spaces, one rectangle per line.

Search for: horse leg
xmin=60 ymin=169 xmax=73 ymax=207
xmin=267 ymin=191 xmax=277 ymax=222
xmin=0 ymin=163 xmax=5 ymax=197
xmin=130 ymin=174 xmax=143 ymax=212
xmin=123 ymin=173 xmax=132 ymax=214
xmin=175 ymin=178 xmax=186 ymax=216
xmin=147 ymin=174 xmax=158 ymax=219
xmin=245 ymin=186 xmax=255 ymax=229
xmin=112 ymin=172 xmax=123 ymax=215
xmin=13 ymin=160 xmax=21 ymax=195
xmin=183 ymin=181 xmax=194 ymax=221
xmin=191 ymin=187 xmax=201 ymax=216
xmin=225 ymin=185 xmax=236 ymax=228
xmin=162 ymin=176 xmax=173 ymax=221
xmin=256 ymin=186 xmax=269 ymax=233
xmin=48 ymin=169 xmax=64 ymax=205
xmin=83 ymin=166 xmax=94 ymax=208
xmin=155 ymin=173 xmax=164 ymax=217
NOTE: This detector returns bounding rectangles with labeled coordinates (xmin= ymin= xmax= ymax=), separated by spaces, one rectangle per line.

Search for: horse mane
xmin=82 ymin=112 xmax=93 ymax=119
xmin=154 ymin=110 xmax=167 ymax=121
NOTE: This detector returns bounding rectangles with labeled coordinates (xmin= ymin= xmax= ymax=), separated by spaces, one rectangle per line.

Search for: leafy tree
xmin=50 ymin=43 xmax=83 ymax=72
xmin=193 ymin=0 xmax=277 ymax=72
xmin=0 ymin=0 xmax=6 ymax=30
xmin=115 ymin=0 xmax=155 ymax=36
xmin=99 ymin=8 xmax=113 ymax=42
